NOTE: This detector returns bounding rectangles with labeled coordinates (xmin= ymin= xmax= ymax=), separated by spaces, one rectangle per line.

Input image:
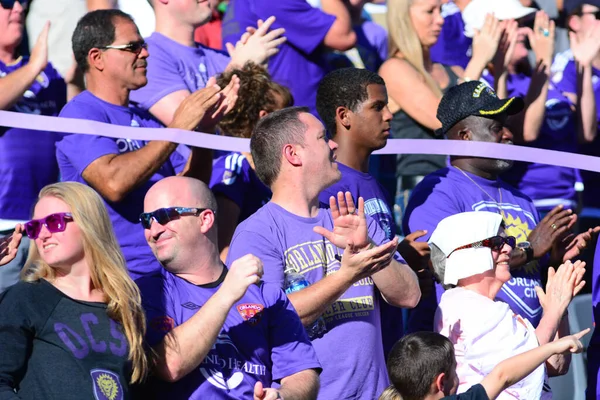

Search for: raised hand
xmin=30 ymin=21 xmax=50 ymax=75
xmin=570 ymin=21 xmax=600 ymax=67
xmin=558 ymin=226 xmax=600 ymax=262
xmin=227 ymin=16 xmax=287 ymax=67
xmin=220 ymin=254 xmax=264 ymax=304
xmin=551 ymin=328 xmax=590 ymax=355
xmin=313 ymin=192 xmax=369 ymax=250
xmin=526 ymin=11 xmax=555 ymax=66
xmin=0 ymin=225 xmax=23 ymax=267
xmin=471 ymin=14 xmax=503 ymax=67
xmin=527 ymin=205 xmax=575 ymax=260
xmin=338 ymin=236 xmax=399 ymax=283
xmin=535 ymin=260 xmax=586 ymax=318
xmin=398 ymin=229 xmax=430 ymax=272
xmin=169 ymin=75 xmax=240 ymax=132
xmin=493 ymin=19 xmax=519 ymax=75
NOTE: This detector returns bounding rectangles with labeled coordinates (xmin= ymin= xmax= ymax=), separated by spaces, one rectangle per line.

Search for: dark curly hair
xmin=316 ymin=67 xmax=385 ymax=138
xmin=216 ymin=63 xmax=293 ymax=138
xmin=72 ymin=9 xmax=135 ymax=73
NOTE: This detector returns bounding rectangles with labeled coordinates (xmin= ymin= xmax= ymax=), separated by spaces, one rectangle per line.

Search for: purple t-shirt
xmin=319 ymin=163 xmax=402 ymax=357
xmin=222 ymin=0 xmax=335 ymax=115
xmin=136 ymin=267 xmax=321 ymax=399
xmin=588 ymin=243 xmax=600 ymax=399
xmin=482 ymin=72 xmax=579 ymax=210
xmin=553 ymin=58 xmax=600 ymax=208
xmin=403 ymin=167 xmax=543 ymax=331
xmin=226 ymin=201 xmax=395 ymax=399
xmin=56 ymin=91 xmax=187 ymax=279
xmin=129 ymin=32 xmax=231 ymax=111
xmin=0 ymin=58 xmax=66 ymax=220
xmin=429 ymin=2 xmax=472 ymax=69
xmin=209 ymin=152 xmax=271 ymax=222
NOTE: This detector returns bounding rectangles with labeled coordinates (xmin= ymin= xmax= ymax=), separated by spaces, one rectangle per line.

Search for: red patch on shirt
xmin=236 ymin=303 xmax=264 ymax=326
xmin=150 ymin=316 xmax=175 ymax=333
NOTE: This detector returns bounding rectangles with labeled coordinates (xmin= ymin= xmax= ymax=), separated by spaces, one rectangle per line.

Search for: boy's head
xmin=388 ymin=332 xmax=458 ymax=400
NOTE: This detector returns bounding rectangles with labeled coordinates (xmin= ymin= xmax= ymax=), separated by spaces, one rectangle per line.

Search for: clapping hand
xmin=314 ymin=192 xmax=370 ymax=250
xmin=471 ymin=14 xmax=503 ymax=68
xmin=535 ymin=260 xmax=586 ymax=318
xmin=0 ymin=225 xmax=23 ymax=267
xmin=227 ymin=16 xmax=287 ymax=67
xmin=570 ymin=21 xmax=600 ymax=67
xmin=526 ymin=11 xmax=555 ymax=66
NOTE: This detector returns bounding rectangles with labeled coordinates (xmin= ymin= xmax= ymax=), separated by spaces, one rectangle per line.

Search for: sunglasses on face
xmin=139 ymin=207 xmax=210 ymax=229
xmin=99 ymin=41 xmax=148 ymax=56
xmin=24 ymin=212 xmax=73 ymax=240
xmin=446 ymin=235 xmax=516 ymax=259
xmin=0 ymin=0 xmax=27 ymax=9
xmin=580 ymin=10 xmax=600 ymax=20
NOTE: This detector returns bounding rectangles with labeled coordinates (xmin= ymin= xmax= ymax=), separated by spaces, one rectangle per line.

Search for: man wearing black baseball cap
xmin=401 ymin=82 xmax=596 ymax=352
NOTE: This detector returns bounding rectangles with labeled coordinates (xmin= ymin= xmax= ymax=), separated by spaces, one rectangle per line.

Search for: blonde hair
xmin=387 ymin=0 xmax=442 ymax=97
xmin=22 ymin=182 xmax=148 ymax=383
xmin=379 ymin=385 xmax=403 ymax=400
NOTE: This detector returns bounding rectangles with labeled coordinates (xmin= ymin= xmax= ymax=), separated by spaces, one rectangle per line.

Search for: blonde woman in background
xmin=0 ymin=182 xmax=147 ymax=399
xmin=379 ymin=0 xmax=503 ymax=231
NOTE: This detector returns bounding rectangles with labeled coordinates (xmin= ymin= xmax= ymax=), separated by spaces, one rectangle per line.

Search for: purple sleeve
xmin=169 ymin=148 xmax=188 ymax=175
xmin=209 ymin=153 xmax=249 ymax=208
xmin=248 ymin=0 xmax=336 ymax=55
xmin=226 ymin=229 xmax=286 ymax=288
xmin=402 ymin=180 xmax=457 ymax=242
xmin=56 ymin=134 xmax=119 ymax=176
xmin=553 ymin=61 xmax=577 ymax=95
xmin=137 ymin=275 xmax=178 ymax=347
xmin=366 ymin=214 xmax=404 ymax=263
xmin=263 ymin=284 xmax=321 ymax=381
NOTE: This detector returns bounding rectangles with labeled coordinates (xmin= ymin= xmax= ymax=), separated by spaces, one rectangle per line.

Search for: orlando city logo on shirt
xmin=236 ymin=303 xmax=264 ymax=326
xmin=90 ymin=369 xmax=123 ymax=400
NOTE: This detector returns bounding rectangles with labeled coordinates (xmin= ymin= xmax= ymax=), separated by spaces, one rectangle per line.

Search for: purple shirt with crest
xmin=0 ymin=58 xmax=66 ymax=221
xmin=136 ymin=267 xmax=320 ymax=399
xmin=226 ymin=201 xmax=397 ymax=399
xmin=129 ymin=32 xmax=231 ymax=111
xmin=222 ymin=0 xmax=335 ymax=115
xmin=56 ymin=91 xmax=187 ymax=279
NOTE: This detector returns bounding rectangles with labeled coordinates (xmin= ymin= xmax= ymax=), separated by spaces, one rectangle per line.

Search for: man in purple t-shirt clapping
xmin=57 ymin=10 xmax=239 ymax=279
xmin=137 ymin=176 xmax=321 ymax=399
xmin=226 ymin=107 xmax=421 ymax=399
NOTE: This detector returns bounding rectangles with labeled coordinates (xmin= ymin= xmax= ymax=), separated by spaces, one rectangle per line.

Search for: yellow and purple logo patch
xmin=236 ymin=303 xmax=264 ymax=326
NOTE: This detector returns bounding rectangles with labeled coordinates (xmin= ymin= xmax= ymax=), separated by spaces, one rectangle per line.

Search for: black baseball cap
xmin=435 ymin=81 xmax=524 ymax=136
xmin=564 ymin=0 xmax=600 ymax=15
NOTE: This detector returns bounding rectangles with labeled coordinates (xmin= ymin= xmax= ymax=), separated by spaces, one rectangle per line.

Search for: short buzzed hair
xmin=251 ymin=106 xmax=309 ymax=187
xmin=316 ymin=67 xmax=385 ymax=137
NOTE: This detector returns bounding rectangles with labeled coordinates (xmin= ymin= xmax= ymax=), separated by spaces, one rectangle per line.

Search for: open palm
xmin=314 ymin=192 xmax=369 ymax=250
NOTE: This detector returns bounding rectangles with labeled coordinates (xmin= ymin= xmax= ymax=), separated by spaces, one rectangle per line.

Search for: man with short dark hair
xmin=227 ymin=106 xmax=421 ymax=399
xmin=316 ymin=67 xmax=431 ymax=356
xmin=403 ymin=81 xmax=596 ymax=340
xmin=57 ymin=9 xmax=237 ymax=279
xmin=137 ymin=176 xmax=321 ymax=399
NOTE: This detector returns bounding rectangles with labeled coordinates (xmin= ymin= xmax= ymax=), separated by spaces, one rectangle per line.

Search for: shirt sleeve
xmin=137 ymin=275 xmax=178 ymax=348
xmin=249 ymin=0 xmax=336 ymax=55
xmin=227 ymin=229 xmax=286 ymax=288
xmin=210 ymin=153 xmax=250 ymax=209
xmin=263 ymin=284 xmax=322 ymax=381
xmin=552 ymin=60 xmax=577 ymax=95
xmin=0 ymin=285 xmax=35 ymax=400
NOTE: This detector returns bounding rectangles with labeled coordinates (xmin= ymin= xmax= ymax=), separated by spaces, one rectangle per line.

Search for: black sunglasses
xmin=99 ymin=41 xmax=148 ymax=55
xmin=0 ymin=0 xmax=27 ymax=9
xmin=580 ymin=10 xmax=600 ymax=20
xmin=139 ymin=207 xmax=211 ymax=229
xmin=446 ymin=236 xmax=516 ymax=259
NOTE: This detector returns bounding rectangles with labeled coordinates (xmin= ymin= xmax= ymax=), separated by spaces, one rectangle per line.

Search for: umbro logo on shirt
xmin=182 ymin=302 xmax=201 ymax=310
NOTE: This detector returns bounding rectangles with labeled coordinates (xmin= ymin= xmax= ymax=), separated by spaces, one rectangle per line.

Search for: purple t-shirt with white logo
xmin=403 ymin=167 xmax=543 ymax=331
xmin=222 ymin=0 xmax=335 ymax=115
xmin=429 ymin=2 xmax=472 ymax=69
xmin=553 ymin=58 xmax=600 ymax=208
xmin=226 ymin=201 xmax=395 ymax=399
xmin=210 ymin=152 xmax=271 ymax=222
xmin=137 ymin=267 xmax=320 ymax=399
xmin=56 ymin=91 xmax=187 ymax=279
xmin=482 ymin=72 xmax=579 ymax=210
xmin=129 ymin=32 xmax=231 ymax=111
xmin=319 ymin=162 xmax=402 ymax=356
xmin=0 ymin=58 xmax=66 ymax=220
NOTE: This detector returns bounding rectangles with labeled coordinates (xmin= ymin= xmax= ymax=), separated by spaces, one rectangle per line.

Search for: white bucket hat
xmin=429 ymin=211 xmax=503 ymax=285
xmin=462 ymin=0 xmax=537 ymax=38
